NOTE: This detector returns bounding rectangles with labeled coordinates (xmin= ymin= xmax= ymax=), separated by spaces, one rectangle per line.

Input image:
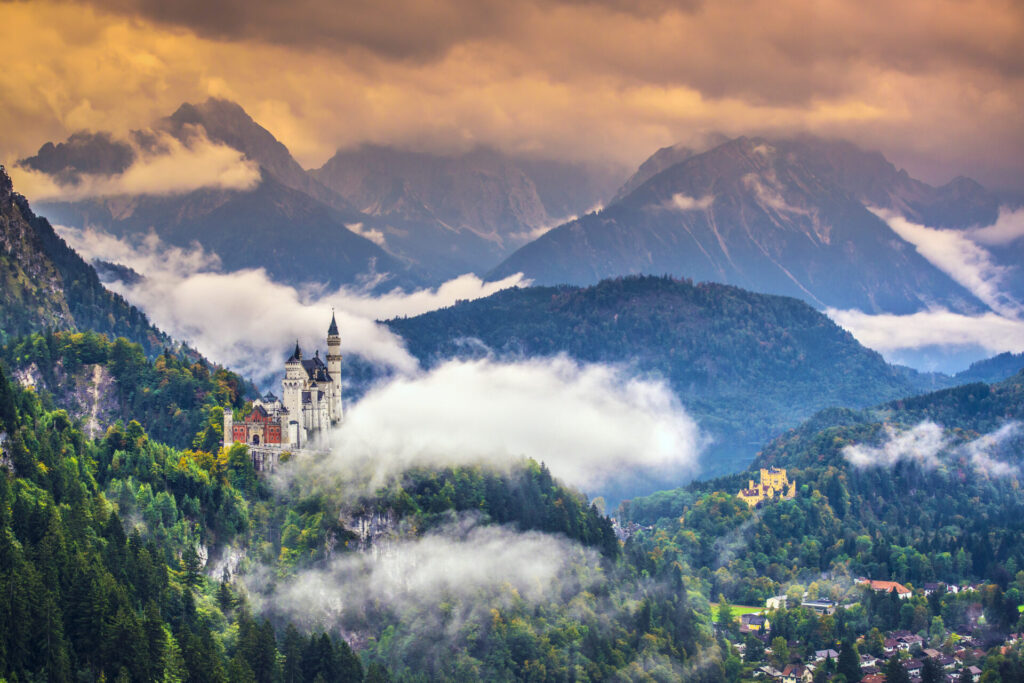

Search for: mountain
xmin=22 ymin=100 xmax=423 ymax=290
xmin=39 ymin=171 xmax=417 ymax=289
xmin=161 ymin=98 xmax=350 ymax=210
xmin=0 ymin=165 xmax=167 ymax=352
xmin=385 ymin=275 xmax=946 ymax=476
xmin=489 ymin=136 xmax=993 ymax=315
xmin=311 ymin=145 xmax=621 ymax=278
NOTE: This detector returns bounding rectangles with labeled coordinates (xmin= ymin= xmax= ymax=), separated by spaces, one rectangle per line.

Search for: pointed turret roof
xmin=287 ymin=340 xmax=302 ymax=362
xmin=328 ymin=309 xmax=339 ymax=336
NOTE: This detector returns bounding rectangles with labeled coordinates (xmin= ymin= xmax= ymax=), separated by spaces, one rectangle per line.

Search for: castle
xmin=223 ymin=313 xmax=343 ymax=469
xmin=737 ymin=467 xmax=796 ymax=507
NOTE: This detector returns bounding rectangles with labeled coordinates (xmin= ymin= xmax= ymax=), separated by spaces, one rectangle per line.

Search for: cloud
xmin=843 ymin=420 xmax=1022 ymax=476
xmin=2 ymin=1 xmax=1024 ymax=189
xmin=743 ymin=173 xmax=809 ymax=215
xmin=963 ymin=421 xmax=1022 ymax=476
xmin=315 ymin=356 xmax=706 ymax=493
xmin=826 ymin=307 xmax=1024 ymax=355
xmin=10 ymin=129 xmax=260 ymax=201
xmin=843 ymin=421 xmax=948 ymax=468
xmin=345 ymin=222 xmax=387 ymax=247
xmin=55 ymin=226 xmax=526 ymax=381
xmin=969 ymin=206 xmax=1024 ymax=246
xmin=870 ymin=207 xmax=1023 ymax=317
xmin=668 ymin=193 xmax=714 ymax=211
xmin=253 ymin=520 xmax=601 ymax=631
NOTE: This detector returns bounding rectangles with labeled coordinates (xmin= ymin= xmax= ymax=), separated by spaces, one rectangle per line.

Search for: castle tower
xmin=281 ymin=341 xmax=304 ymax=442
xmin=223 ymin=409 xmax=233 ymax=449
xmin=326 ymin=310 xmax=343 ymax=423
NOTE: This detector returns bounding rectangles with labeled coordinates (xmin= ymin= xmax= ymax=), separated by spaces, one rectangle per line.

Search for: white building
xmin=224 ymin=313 xmax=343 ymax=455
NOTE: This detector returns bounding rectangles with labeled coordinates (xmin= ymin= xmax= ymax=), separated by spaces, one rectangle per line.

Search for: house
xmin=904 ymin=659 xmax=923 ymax=676
xmin=741 ymin=613 xmax=769 ymax=633
xmin=938 ymin=655 xmax=956 ymax=670
xmin=766 ymin=595 xmax=788 ymax=610
xmin=756 ymin=665 xmax=783 ymax=679
xmin=861 ymin=579 xmax=913 ymax=598
xmin=800 ymin=598 xmax=837 ymax=615
xmin=781 ymin=664 xmax=812 ymax=683
xmin=859 ymin=654 xmax=880 ymax=668
xmin=965 ymin=665 xmax=982 ymax=681
xmin=923 ymin=582 xmax=947 ymax=596
xmin=861 ymin=675 xmax=886 ymax=683
xmin=883 ymin=638 xmax=899 ymax=655
xmin=813 ymin=649 xmax=839 ymax=662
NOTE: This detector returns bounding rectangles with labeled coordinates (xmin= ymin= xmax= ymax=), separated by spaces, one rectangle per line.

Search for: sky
xmin=1 ymin=0 xmax=1023 ymax=188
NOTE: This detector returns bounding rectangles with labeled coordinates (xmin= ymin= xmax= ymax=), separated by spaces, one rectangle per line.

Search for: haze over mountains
xmin=12 ymin=98 xmax=1024 ymax=375
xmin=19 ymin=98 xmax=620 ymax=286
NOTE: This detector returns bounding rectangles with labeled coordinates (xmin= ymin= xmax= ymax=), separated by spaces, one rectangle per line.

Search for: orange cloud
xmin=1 ymin=0 xmax=1022 ymax=188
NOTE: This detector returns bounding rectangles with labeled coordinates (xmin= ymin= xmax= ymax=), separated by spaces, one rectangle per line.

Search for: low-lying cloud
xmin=319 ymin=355 xmax=706 ymax=492
xmin=870 ymin=207 xmax=1023 ymax=318
xmin=345 ymin=222 xmax=387 ymax=248
xmin=843 ymin=420 xmax=1022 ymax=476
xmin=843 ymin=421 xmax=947 ymax=469
xmin=826 ymin=307 xmax=1024 ymax=357
xmin=969 ymin=206 xmax=1024 ymax=247
xmin=668 ymin=193 xmax=714 ymax=211
xmin=56 ymin=226 xmax=526 ymax=380
xmin=256 ymin=520 xmax=599 ymax=630
xmin=11 ymin=129 xmax=260 ymax=201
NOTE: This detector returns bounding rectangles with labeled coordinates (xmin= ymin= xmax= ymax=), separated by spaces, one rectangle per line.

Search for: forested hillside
xmin=619 ymin=370 xmax=1024 ymax=608
xmin=2 ymin=330 xmax=251 ymax=449
xmin=387 ymin=275 xmax=939 ymax=474
xmin=0 ymin=353 xmax=730 ymax=681
xmin=0 ymin=166 xmax=167 ymax=353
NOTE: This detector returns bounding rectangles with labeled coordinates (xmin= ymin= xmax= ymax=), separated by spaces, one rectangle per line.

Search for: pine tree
xmin=837 ymin=640 xmax=861 ymax=683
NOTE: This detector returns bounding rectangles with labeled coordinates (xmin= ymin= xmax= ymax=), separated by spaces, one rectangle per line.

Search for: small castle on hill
xmin=223 ymin=313 xmax=343 ymax=469
xmin=737 ymin=467 xmax=796 ymax=507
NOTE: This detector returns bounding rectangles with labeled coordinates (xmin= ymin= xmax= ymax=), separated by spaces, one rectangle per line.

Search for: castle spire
xmin=328 ymin=309 xmax=339 ymax=336
xmin=288 ymin=340 xmax=302 ymax=362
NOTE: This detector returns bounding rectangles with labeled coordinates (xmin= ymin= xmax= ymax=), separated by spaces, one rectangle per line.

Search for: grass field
xmin=709 ymin=602 xmax=765 ymax=621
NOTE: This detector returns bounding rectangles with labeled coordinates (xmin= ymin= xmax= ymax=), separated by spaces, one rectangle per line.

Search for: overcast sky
xmin=1 ymin=0 xmax=1022 ymax=187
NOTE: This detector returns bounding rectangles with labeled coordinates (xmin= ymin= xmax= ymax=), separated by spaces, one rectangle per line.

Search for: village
xmin=712 ymin=467 xmax=1023 ymax=682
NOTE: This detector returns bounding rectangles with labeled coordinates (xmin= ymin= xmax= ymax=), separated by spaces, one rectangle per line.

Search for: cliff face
xmin=0 ymin=166 xmax=168 ymax=351
xmin=0 ymin=166 xmax=78 ymax=339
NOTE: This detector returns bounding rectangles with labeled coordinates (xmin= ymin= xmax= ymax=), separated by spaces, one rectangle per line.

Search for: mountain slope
xmin=0 ymin=165 xmax=167 ymax=352
xmin=162 ymin=98 xmax=351 ymax=210
xmin=385 ymin=275 xmax=938 ymax=475
xmin=490 ymin=137 xmax=990 ymax=314
xmin=36 ymin=170 xmax=419 ymax=290
xmin=23 ymin=101 xmax=423 ymax=290
xmin=312 ymin=145 xmax=620 ymax=278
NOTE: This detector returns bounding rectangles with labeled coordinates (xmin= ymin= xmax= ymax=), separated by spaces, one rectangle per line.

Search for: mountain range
xmin=491 ymin=136 xmax=1019 ymax=315
xmin=21 ymin=98 xmax=620 ymax=286
xmin=19 ymin=101 xmax=1022 ymax=324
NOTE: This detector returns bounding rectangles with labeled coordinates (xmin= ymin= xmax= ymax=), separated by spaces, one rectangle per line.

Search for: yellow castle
xmin=737 ymin=467 xmax=796 ymax=507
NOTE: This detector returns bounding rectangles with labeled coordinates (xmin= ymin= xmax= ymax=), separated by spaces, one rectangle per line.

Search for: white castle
xmin=223 ymin=313 xmax=343 ymax=467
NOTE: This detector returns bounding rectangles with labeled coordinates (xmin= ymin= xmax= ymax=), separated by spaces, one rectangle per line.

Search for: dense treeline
xmin=0 ymin=352 xmax=727 ymax=681
xmin=367 ymin=461 xmax=619 ymax=558
xmin=3 ymin=330 xmax=251 ymax=449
